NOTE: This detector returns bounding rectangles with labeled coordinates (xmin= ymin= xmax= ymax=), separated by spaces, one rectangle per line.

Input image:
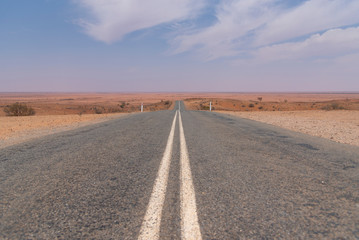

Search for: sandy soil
xmin=220 ymin=110 xmax=359 ymax=146
xmin=0 ymin=113 xmax=128 ymax=149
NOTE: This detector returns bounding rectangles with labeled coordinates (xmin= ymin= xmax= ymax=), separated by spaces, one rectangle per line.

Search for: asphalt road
xmin=1 ymin=101 xmax=358 ymax=239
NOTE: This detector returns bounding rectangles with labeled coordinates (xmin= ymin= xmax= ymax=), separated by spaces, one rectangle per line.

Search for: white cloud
xmin=255 ymin=0 xmax=359 ymax=46
xmin=75 ymin=0 xmax=204 ymax=43
xmin=252 ymin=27 xmax=359 ymax=62
xmin=172 ymin=0 xmax=359 ymax=61
xmin=75 ymin=0 xmax=359 ymax=64
xmin=172 ymin=0 xmax=281 ymax=59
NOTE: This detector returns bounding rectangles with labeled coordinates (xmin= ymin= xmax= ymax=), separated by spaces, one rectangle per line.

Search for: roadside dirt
xmin=0 ymin=113 xmax=128 ymax=149
xmin=220 ymin=110 xmax=359 ymax=147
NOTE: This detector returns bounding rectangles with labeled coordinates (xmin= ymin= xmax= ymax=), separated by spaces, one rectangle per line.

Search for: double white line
xmin=138 ymin=110 xmax=202 ymax=240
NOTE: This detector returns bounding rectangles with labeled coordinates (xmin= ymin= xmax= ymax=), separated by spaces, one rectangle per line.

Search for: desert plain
xmin=1 ymin=92 xmax=359 ymax=148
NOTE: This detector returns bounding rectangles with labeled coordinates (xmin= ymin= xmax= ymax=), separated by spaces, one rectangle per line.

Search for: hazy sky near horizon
xmin=1 ymin=0 xmax=359 ymax=92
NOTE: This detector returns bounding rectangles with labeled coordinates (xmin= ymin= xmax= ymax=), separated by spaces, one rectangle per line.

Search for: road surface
xmin=1 ymin=101 xmax=358 ymax=239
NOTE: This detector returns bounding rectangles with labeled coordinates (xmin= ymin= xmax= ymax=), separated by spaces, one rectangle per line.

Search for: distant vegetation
xmin=200 ymin=104 xmax=210 ymax=110
xmin=321 ymin=103 xmax=345 ymax=111
xmin=184 ymin=97 xmax=358 ymax=112
xmin=4 ymin=103 xmax=36 ymax=116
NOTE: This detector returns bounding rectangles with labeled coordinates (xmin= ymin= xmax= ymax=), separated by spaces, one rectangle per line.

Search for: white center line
xmin=138 ymin=111 xmax=178 ymax=240
xmin=179 ymin=111 xmax=202 ymax=240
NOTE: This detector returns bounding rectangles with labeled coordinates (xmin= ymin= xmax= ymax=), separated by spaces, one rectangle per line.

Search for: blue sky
xmin=1 ymin=0 xmax=359 ymax=92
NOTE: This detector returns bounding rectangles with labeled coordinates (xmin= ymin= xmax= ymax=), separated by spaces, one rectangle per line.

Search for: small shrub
xmin=164 ymin=100 xmax=170 ymax=105
xmin=4 ymin=102 xmax=35 ymax=116
xmin=258 ymin=106 xmax=263 ymax=110
xmin=200 ymin=104 xmax=210 ymax=110
xmin=94 ymin=107 xmax=103 ymax=114
xmin=321 ymin=103 xmax=345 ymax=111
xmin=248 ymin=103 xmax=255 ymax=108
xmin=257 ymin=97 xmax=263 ymax=102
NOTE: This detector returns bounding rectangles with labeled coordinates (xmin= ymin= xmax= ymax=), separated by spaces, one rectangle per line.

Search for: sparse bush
xmin=94 ymin=107 xmax=103 ymax=114
xmin=249 ymin=103 xmax=255 ymax=108
xmin=200 ymin=104 xmax=210 ymax=110
xmin=4 ymin=102 xmax=35 ymax=116
xmin=258 ymin=106 xmax=263 ymax=110
xmin=322 ymin=103 xmax=345 ymax=111
xmin=331 ymin=103 xmax=341 ymax=110
xmin=120 ymin=102 xmax=126 ymax=108
xmin=257 ymin=97 xmax=263 ymax=102
xmin=164 ymin=100 xmax=170 ymax=105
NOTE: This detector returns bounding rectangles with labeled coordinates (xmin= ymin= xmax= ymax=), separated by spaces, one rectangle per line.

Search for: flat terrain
xmin=1 ymin=92 xmax=359 ymax=148
xmin=0 ymin=93 xmax=174 ymax=116
xmin=222 ymin=110 xmax=359 ymax=146
xmin=1 ymin=101 xmax=358 ymax=239
xmin=0 ymin=113 xmax=128 ymax=149
xmin=2 ymin=92 xmax=359 ymax=116
xmin=184 ymin=93 xmax=359 ymax=111
xmin=0 ymin=93 xmax=173 ymax=148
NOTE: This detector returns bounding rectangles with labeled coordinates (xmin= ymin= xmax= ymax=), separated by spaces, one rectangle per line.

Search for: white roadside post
xmin=141 ymin=103 xmax=143 ymax=112
xmin=210 ymin=101 xmax=212 ymax=112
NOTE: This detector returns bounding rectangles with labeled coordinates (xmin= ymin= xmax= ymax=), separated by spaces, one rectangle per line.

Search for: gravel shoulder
xmin=219 ymin=110 xmax=359 ymax=146
xmin=0 ymin=113 xmax=129 ymax=149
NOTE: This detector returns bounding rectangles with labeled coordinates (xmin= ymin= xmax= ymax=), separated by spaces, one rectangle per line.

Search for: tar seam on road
xmin=138 ymin=111 xmax=178 ymax=240
xmin=179 ymin=111 xmax=202 ymax=240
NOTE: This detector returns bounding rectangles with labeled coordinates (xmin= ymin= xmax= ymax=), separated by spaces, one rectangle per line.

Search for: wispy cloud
xmin=75 ymin=0 xmax=359 ymax=64
xmin=172 ymin=0 xmax=359 ymax=61
xmin=235 ymin=26 xmax=359 ymax=65
xmin=74 ymin=0 xmax=205 ymax=44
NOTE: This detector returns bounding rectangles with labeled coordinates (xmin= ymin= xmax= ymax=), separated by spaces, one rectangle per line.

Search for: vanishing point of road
xmin=1 ymin=101 xmax=358 ymax=239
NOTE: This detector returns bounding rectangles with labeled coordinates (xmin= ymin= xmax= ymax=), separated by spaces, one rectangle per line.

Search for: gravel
xmin=221 ymin=110 xmax=359 ymax=146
